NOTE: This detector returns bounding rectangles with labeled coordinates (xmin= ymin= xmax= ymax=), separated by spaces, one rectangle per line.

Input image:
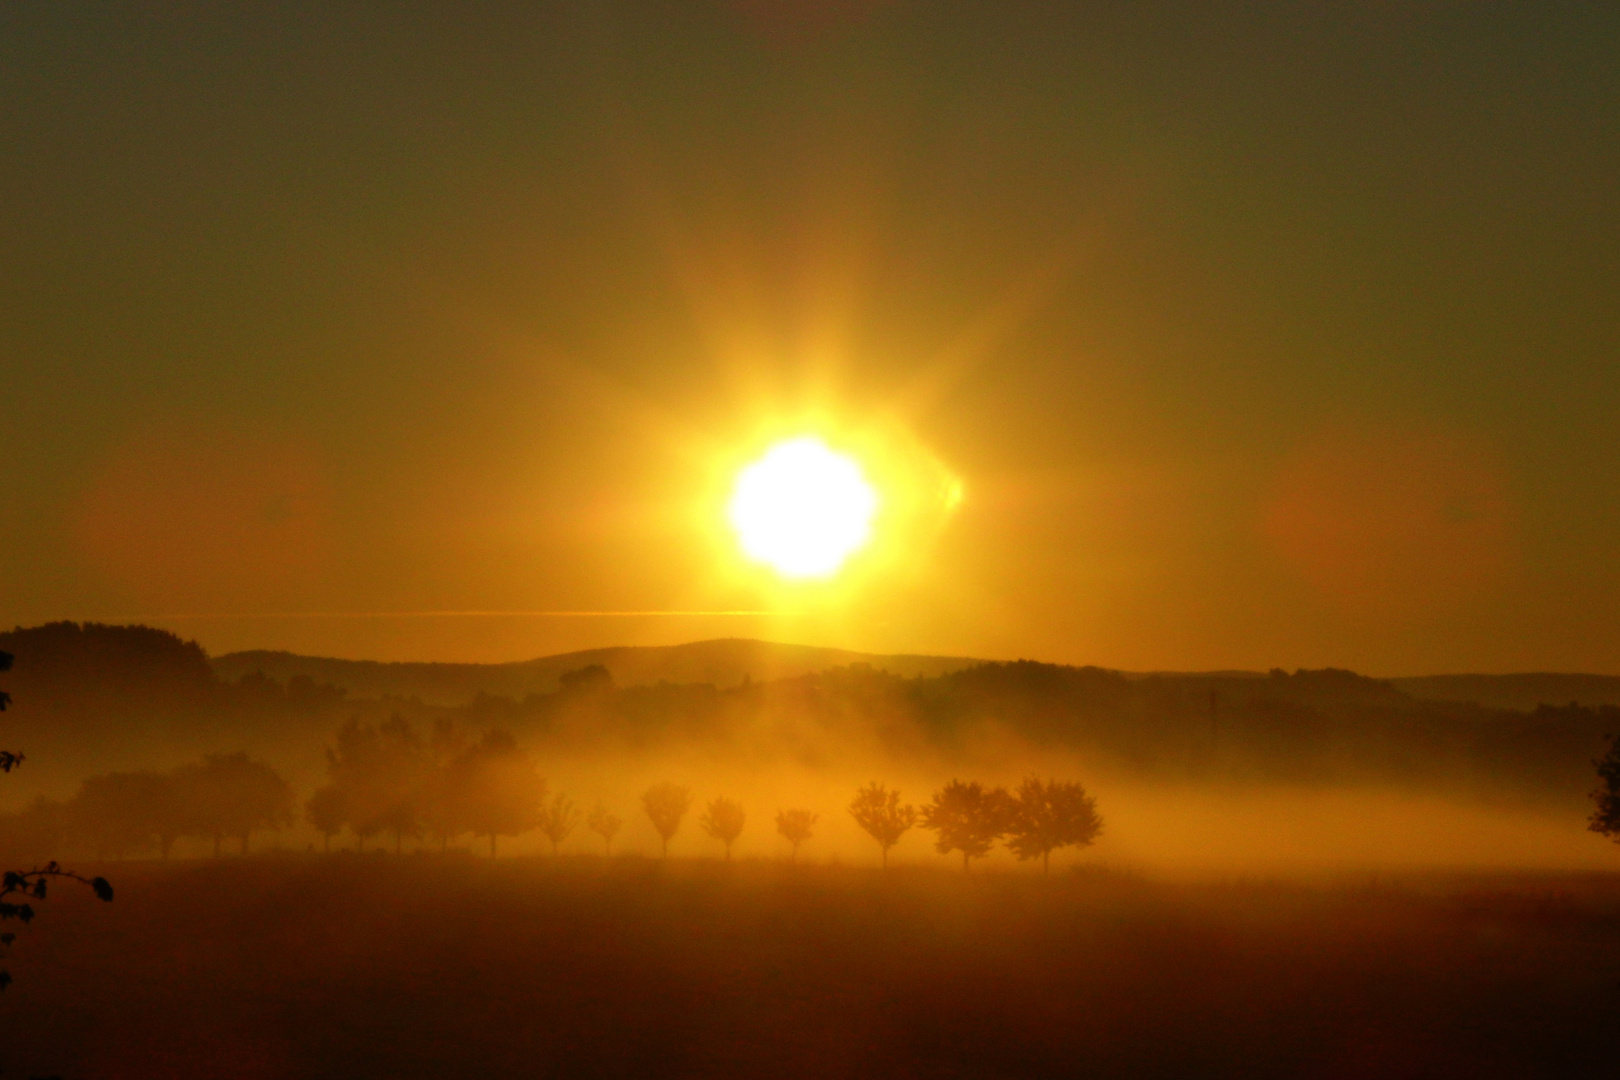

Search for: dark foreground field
xmin=4 ymin=857 xmax=1619 ymax=1079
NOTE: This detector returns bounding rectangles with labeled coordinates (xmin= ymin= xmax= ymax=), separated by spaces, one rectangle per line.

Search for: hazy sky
xmin=4 ymin=2 xmax=1617 ymax=673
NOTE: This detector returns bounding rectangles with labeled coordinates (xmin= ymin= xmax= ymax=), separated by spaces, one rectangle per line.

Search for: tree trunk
xmin=241 ymin=833 xmax=250 ymax=856
xmin=488 ymin=833 xmax=497 ymax=858
xmin=214 ymin=833 xmax=222 ymax=858
xmin=881 ymin=845 xmax=888 ymax=870
xmin=661 ymin=836 xmax=669 ymax=859
xmin=323 ymin=834 xmax=330 ymax=854
xmin=1043 ymin=849 xmax=1050 ymax=876
xmin=394 ymin=831 xmax=402 ymax=855
xmin=962 ymin=850 xmax=970 ymax=872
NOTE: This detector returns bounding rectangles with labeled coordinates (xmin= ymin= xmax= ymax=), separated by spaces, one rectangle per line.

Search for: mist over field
xmin=2 ymin=623 xmax=1613 ymax=874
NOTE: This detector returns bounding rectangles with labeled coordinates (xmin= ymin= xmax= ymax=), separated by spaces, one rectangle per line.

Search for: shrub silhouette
xmin=849 ymin=782 xmax=916 ymax=869
xmin=1006 ymin=776 xmax=1103 ymax=874
xmin=537 ymin=793 xmax=579 ymax=856
xmin=921 ymin=780 xmax=1016 ymax=871
xmin=1591 ymin=733 xmax=1620 ymax=842
xmin=587 ymin=802 xmax=622 ymax=855
xmin=642 ymin=783 xmax=691 ymax=858
xmin=775 ymin=809 xmax=817 ymax=862
xmin=700 ymin=797 xmax=746 ymax=861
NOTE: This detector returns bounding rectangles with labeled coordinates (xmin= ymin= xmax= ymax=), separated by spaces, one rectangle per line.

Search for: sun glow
xmin=727 ymin=437 xmax=879 ymax=579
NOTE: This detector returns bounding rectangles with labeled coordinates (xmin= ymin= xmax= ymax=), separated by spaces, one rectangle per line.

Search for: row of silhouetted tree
xmin=299 ymin=727 xmax=1103 ymax=870
xmin=1 ymin=752 xmax=293 ymax=859
xmin=619 ymin=778 xmax=1101 ymax=872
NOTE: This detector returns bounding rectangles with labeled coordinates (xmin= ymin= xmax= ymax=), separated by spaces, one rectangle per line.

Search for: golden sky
xmin=3 ymin=2 xmax=1617 ymax=673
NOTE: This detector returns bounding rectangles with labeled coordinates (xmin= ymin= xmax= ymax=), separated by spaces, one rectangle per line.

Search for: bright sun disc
xmin=727 ymin=437 xmax=878 ymax=579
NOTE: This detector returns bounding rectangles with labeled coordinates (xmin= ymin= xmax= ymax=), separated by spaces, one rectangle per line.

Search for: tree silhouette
xmin=642 ymin=783 xmax=691 ymax=858
xmin=183 ymin=752 xmax=295 ymax=855
xmin=305 ymin=784 xmax=347 ymax=853
xmin=421 ymin=717 xmax=470 ymax=852
xmin=1590 ymin=733 xmax=1620 ymax=842
xmin=700 ymin=797 xmax=746 ymax=861
xmin=537 ymin=793 xmax=579 ymax=856
xmin=1006 ymin=776 xmax=1103 ymax=874
xmin=774 ymin=809 xmax=817 ymax=863
xmin=439 ymin=730 xmax=545 ymax=857
xmin=849 ymin=782 xmax=916 ymax=869
xmin=70 ymin=770 xmax=174 ymax=858
xmin=314 ymin=719 xmax=381 ymax=852
xmin=587 ymin=802 xmax=622 ymax=855
xmin=148 ymin=769 xmax=189 ymax=858
xmin=313 ymin=716 xmax=429 ymax=853
xmin=371 ymin=715 xmax=427 ymax=853
xmin=921 ymin=780 xmax=1015 ymax=871
xmin=0 ymin=650 xmax=113 ymax=992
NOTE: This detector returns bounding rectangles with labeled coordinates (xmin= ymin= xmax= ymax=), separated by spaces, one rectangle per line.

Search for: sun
xmin=727 ymin=437 xmax=879 ymax=580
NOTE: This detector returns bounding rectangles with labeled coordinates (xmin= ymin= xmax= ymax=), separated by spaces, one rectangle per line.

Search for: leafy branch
xmin=0 ymin=649 xmax=115 ymax=992
xmin=0 ymin=863 xmax=114 ymax=990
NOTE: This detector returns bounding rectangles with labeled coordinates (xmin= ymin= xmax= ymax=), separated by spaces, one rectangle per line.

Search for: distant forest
xmin=0 ymin=623 xmax=1613 ymax=823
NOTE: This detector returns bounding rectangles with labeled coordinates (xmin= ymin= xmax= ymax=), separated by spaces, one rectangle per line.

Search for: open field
xmin=4 ymin=857 xmax=1619 ymax=1079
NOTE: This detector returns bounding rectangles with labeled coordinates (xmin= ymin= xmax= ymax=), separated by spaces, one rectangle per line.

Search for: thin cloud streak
xmin=93 ymin=611 xmax=775 ymax=621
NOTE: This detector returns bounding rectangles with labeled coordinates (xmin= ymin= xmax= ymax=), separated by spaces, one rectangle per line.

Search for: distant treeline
xmin=3 ymin=752 xmax=293 ymax=859
xmin=452 ymin=663 xmax=1620 ymax=804
xmin=0 ymin=719 xmax=551 ymax=861
xmin=2 ymin=623 xmax=1616 ymax=806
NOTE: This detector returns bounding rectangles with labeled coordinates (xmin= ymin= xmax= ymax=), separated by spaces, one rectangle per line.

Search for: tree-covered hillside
xmin=1 ymin=624 xmax=1613 ymax=811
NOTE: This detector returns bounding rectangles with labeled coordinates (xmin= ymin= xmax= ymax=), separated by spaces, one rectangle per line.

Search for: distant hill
xmin=1389 ymin=674 xmax=1620 ymax=711
xmin=6 ymin=625 xmax=1620 ymax=812
xmin=211 ymin=638 xmax=979 ymax=706
xmin=211 ymin=641 xmax=1620 ymax=711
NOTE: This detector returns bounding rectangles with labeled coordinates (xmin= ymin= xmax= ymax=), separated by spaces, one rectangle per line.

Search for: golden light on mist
xmin=727 ymin=437 xmax=879 ymax=580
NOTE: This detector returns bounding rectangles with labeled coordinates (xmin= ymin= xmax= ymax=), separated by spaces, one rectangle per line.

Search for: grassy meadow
xmin=3 ymin=855 xmax=1618 ymax=1079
